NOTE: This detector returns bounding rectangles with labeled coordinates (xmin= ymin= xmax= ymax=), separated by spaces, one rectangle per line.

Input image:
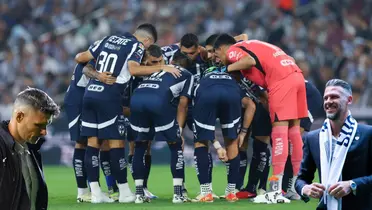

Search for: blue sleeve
xmin=127 ymin=42 xmax=145 ymax=64
xmin=89 ymin=37 xmax=108 ymax=59
xmin=162 ymin=44 xmax=179 ymax=64
xmin=179 ymin=72 xmax=194 ymax=99
xmin=87 ymin=59 xmax=96 ymax=67
xmin=295 ymin=133 xmax=317 ymax=203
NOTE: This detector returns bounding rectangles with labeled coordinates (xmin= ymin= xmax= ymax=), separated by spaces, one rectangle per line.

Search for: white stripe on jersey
xmin=77 ymin=75 xmax=90 ymax=87
xmin=187 ymin=74 xmax=194 ymax=96
xmin=170 ymin=79 xmax=187 ymax=97
xmin=97 ymin=116 xmax=117 ymax=129
xmin=91 ymin=38 xmax=105 ymax=52
xmin=117 ymin=42 xmax=139 ymax=84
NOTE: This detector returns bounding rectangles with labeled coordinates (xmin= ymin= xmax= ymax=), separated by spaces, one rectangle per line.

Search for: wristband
xmin=213 ymin=141 xmax=222 ymax=150
xmin=240 ymin=127 xmax=248 ymax=133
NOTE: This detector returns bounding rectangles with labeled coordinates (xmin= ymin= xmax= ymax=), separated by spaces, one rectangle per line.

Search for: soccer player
xmin=214 ymin=34 xmax=308 ymax=203
xmin=130 ymin=51 xmax=193 ymax=204
xmin=126 ymin=45 xmax=165 ymax=200
xmin=192 ymin=65 xmax=249 ymax=202
xmin=64 ymin=43 xmax=116 ymax=202
xmin=238 ymin=80 xmax=323 ymax=202
xmin=75 ymin=23 xmax=180 ymax=203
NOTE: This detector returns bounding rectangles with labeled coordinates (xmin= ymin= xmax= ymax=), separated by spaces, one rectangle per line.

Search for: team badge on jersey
xmin=117 ymin=115 xmax=126 ymax=136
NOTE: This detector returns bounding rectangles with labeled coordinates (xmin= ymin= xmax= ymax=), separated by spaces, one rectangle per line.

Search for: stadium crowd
xmin=1 ymin=0 xmax=372 ymax=121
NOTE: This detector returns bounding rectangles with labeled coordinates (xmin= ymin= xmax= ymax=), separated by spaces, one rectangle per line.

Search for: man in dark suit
xmin=0 ymin=87 xmax=60 ymax=210
xmin=295 ymin=79 xmax=372 ymax=210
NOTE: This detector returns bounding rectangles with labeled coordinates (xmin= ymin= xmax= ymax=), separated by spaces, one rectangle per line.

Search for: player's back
xmin=198 ymin=72 xmax=240 ymax=91
xmin=134 ymin=67 xmax=193 ymax=105
xmin=234 ymin=40 xmax=302 ymax=86
xmin=85 ymin=33 xmax=144 ymax=101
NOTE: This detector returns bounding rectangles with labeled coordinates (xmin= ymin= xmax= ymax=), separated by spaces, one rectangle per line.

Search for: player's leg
xmin=81 ymin=98 xmax=113 ymax=203
xmin=126 ymin=117 xmax=135 ymax=181
xmin=191 ymin=90 xmax=218 ymax=202
xmin=65 ymin=104 xmax=90 ymax=202
xmin=100 ymin=140 xmax=118 ymax=200
xmin=97 ymin=102 xmax=134 ymax=203
xmin=154 ymin=105 xmax=186 ymax=203
xmin=237 ymin=133 xmax=249 ymax=191
xmin=219 ymin=87 xmax=242 ymax=202
xmin=181 ymin=113 xmax=194 ymax=197
xmin=143 ymin=141 xmax=158 ymax=199
xmin=130 ymin=98 xmax=155 ymax=203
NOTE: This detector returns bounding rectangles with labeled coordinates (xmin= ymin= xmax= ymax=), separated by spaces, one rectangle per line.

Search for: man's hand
xmin=238 ymin=132 xmax=247 ymax=148
xmin=329 ymin=181 xmax=352 ymax=199
xmin=98 ymin=72 xmax=116 ymax=85
xmin=302 ymin=183 xmax=326 ymax=199
xmin=216 ymin=147 xmax=228 ymax=162
xmin=163 ymin=65 xmax=182 ymax=78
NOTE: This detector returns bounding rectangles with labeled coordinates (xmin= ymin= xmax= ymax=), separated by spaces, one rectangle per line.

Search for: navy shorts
xmin=129 ymin=93 xmax=181 ymax=142
xmin=193 ymin=85 xmax=241 ymax=142
xmin=80 ymin=97 xmax=126 ymax=140
xmin=65 ymin=104 xmax=87 ymax=143
xmin=124 ymin=117 xmax=137 ymax=141
xmin=251 ymin=103 xmax=272 ymax=137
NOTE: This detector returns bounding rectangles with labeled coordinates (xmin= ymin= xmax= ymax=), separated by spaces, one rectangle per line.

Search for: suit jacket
xmin=295 ymin=124 xmax=372 ymax=210
xmin=0 ymin=121 xmax=48 ymax=210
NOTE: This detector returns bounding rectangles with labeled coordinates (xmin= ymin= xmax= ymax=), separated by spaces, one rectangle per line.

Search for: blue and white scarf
xmin=319 ymin=111 xmax=358 ymax=210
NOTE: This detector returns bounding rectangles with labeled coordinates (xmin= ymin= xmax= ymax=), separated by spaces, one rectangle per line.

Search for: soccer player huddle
xmin=64 ymin=23 xmax=324 ymax=204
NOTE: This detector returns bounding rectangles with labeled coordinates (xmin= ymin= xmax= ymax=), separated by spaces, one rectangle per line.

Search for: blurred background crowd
xmin=1 ymin=0 xmax=372 ymax=119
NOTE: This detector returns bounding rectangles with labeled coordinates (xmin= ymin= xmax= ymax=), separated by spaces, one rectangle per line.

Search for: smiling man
xmin=295 ymin=79 xmax=372 ymax=210
xmin=0 ymin=87 xmax=60 ymax=210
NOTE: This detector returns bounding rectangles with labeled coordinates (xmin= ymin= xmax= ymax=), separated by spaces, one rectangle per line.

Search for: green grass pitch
xmin=46 ymin=166 xmax=318 ymax=209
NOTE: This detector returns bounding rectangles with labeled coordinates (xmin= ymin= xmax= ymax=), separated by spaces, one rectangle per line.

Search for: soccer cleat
xmin=77 ymin=193 xmax=92 ymax=203
xmin=284 ymin=189 xmax=301 ymax=200
xmin=225 ymin=192 xmax=239 ymax=202
xmin=172 ymin=194 xmax=188 ymax=204
xmin=108 ymin=190 xmax=119 ymax=202
xmin=144 ymin=188 xmax=158 ymax=199
xmin=119 ymin=191 xmax=136 ymax=203
xmin=257 ymin=188 xmax=266 ymax=195
xmin=191 ymin=193 xmax=214 ymax=203
xmin=91 ymin=192 xmax=115 ymax=203
xmin=253 ymin=191 xmax=291 ymax=204
xmin=211 ymin=192 xmax=219 ymax=199
xmin=219 ymin=189 xmax=239 ymax=199
xmin=135 ymin=195 xmax=151 ymax=204
xmin=236 ymin=190 xmax=256 ymax=199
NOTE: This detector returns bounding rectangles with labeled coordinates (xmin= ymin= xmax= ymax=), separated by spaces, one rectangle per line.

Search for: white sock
xmin=135 ymin=179 xmax=144 ymax=186
xmin=277 ymin=174 xmax=283 ymax=191
xmin=90 ymin=182 xmax=102 ymax=195
xmin=200 ymin=183 xmax=211 ymax=195
xmin=290 ymin=176 xmax=298 ymax=191
xmin=173 ymin=178 xmax=183 ymax=186
xmin=78 ymin=188 xmax=89 ymax=196
xmin=118 ymin=183 xmax=132 ymax=195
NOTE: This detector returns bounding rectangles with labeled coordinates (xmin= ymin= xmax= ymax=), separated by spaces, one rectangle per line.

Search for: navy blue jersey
xmin=133 ymin=67 xmax=194 ymax=104
xmin=64 ymin=60 xmax=96 ymax=105
xmin=161 ymin=44 xmax=209 ymax=88
xmin=122 ymin=76 xmax=143 ymax=107
xmin=196 ymin=72 xmax=241 ymax=97
xmin=239 ymin=77 xmax=261 ymax=103
xmin=161 ymin=44 xmax=179 ymax=65
xmin=85 ymin=33 xmax=145 ymax=101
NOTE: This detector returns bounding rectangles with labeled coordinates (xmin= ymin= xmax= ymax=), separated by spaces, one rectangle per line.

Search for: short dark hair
xmin=180 ymin=33 xmax=199 ymax=48
xmin=205 ymin=34 xmax=220 ymax=46
xmin=146 ymin=44 xmax=162 ymax=58
xmin=325 ymin=79 xmax=352 ymax=96
xmin=15 ymin=87 xmax=60 ymax=117
xmin=172 ymin=50 xmax=192 ymax=69
xmin=214 ymin=33 xmax=236 ymax=49
xmin=136 ymin=23 xmax=158 ymax=43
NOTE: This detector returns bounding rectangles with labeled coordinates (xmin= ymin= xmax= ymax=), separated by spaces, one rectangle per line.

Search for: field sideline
xmin=45 ymin=166 xmax=318 ymax=210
